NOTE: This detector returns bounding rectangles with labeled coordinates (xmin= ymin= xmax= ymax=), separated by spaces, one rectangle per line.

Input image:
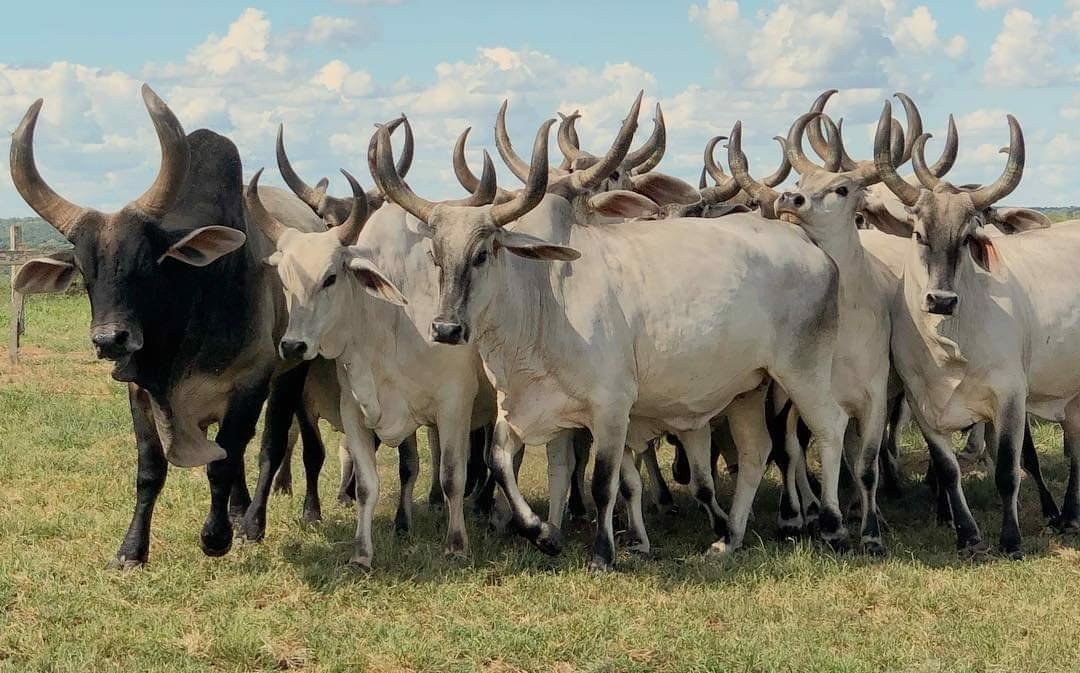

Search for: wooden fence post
xmin=9 ymin=223 xmax=24 ymax=365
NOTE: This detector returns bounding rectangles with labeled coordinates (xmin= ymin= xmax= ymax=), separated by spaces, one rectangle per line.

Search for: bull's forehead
xmin=71 ymin=209 xmax=159 ymax=260
xmin=916 ymin=189 xmax=977 ymax=244
xmin=794 ymin=169 xmax=858 ymax=197
xmin=277 ymin=229 xmax=343 ymax=295
xmin=429 ymin=207 xmax=495 ymax=258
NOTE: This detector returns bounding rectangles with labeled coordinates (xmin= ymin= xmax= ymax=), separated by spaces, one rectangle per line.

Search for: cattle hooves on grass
xmin=1050 ymin=515 xmax=1080 ymax=535
xmin=959 ymin=539 xmax=991 ymax=563
xmin=532 ymin=523 xmax=565 ymax=556
xmin=239 ymin=517 xmax=266 ymax=544
xmin=587 ymin=556 xmax=615 ymax=573
xmin=706 ymin=540 xmax=735 ymax=557
xmin=106 ymin=555 xmax=146 ymax=571
xmin=346 ymin=558 xmax=373 ymax=573
xmin=272 ymin=479 xmax=293 ymax=496
xmin=302 ymin=509 xmax=322 ymax=526
xmin=199 ymin=535 xmax=233 ymax=558
xmin=824 ymin=535 xmax=850 ymax=554
xmin=1001 ymin=548 xmax=1025 ymax=561
xmin=861 ymin=539 xmax=887 ymax=557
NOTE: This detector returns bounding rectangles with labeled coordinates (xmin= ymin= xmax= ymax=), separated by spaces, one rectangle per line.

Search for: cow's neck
xmin=807 ymin=225 xmax=875 ymax=291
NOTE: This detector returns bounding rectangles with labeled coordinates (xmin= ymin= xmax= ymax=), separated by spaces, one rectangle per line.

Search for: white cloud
xmin=187 ymin=8 xmax=286 ymax=76
xmin=984 ymin=8 xmax=1078 ymax=86
xmin=1063 ymin=94 xmax=1080 ymax=120
xmin=976 ymin=0 xmax=1016 ymax=9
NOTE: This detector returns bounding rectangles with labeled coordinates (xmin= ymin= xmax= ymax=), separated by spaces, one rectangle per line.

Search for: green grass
xmin=3 ymin=281 xmax=1080 ymax=672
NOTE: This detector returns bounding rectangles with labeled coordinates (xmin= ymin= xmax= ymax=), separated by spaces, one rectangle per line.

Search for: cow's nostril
xmin=793 ymin=195 xmax=806 ymax=208
xmin=431 ymin=321 xmax=465 ymax=344
xmin=279 ymin=339 xmax=308 ymax=359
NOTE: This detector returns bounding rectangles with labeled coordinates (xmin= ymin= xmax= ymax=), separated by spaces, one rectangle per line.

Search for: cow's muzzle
xmin=90 ymin=323 xmax=142 ymax=361
xmin=431 ymin=321 xmax=469 ymax=345
xmin=923 ymin=290 xmax=959 ymax=316
xmin=279 ymin=338 xmax=314 ymax=361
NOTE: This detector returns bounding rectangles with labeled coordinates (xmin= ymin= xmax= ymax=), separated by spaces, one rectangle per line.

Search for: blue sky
xmin=1 ymin=0 xmax=1078 ymax=216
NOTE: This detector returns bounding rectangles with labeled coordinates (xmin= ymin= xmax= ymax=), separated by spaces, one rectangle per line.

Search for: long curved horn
xmin=698 ymin=166 xmax=709 ymax=189
xmin=569 ymin=91 xmax=643 ymax=190
xmin=727 ymin=121 xmax=780 ymax=214
xmin=444 ymin=150 xmax=497 ymax=206
xmin=277 ymin=124 xmax=327 ymax=212
xmin=873 ymin=102 xmax=921 ymax=206
xmin=245 ymin=169 xmax=286 ymax=244
xmin=557 ymin=111 xmax=586 ymax=165
xmin=703 ymin=135 xmax=739 ymax=195
xmin=763 ymin=136 xmax=793 ymax=187
xmin=373 ymin=126 xmax=436 ymax=222
xmin=130 ymin=84 xmax=190 ymax=219
xmin=495 ymin=100 xmax=535 ymax=183
xmin=968 ymin=114 xmax=1024 ymax=210
xmin=336 ymin=169 xmax=370 ymax=244
xmin=452 ymin=127 xmax=514 ymax=203
xmin=929 ymin=114 xmax=958 ymax=178
xmin=9 ymin=99 xmax=85 ymax=236
xmin=786 ymin=112 xmax=830 ymax=175
xmin=627 ymin=103 xmax=666 ymax=174
xmin=910 ymin=133 xmax=942 ymax=191
xmin=490 ymin=120 xmax=554 ymax=226
xmin=817 ymin=117 xmax=843 ymax=173
xmin=366 ymin=116 xmax=410 ymax=185
xmin=806 ymin=89 xmax=839 ymax=161
xmin=893 ymin=92 xmax=924 ymax=165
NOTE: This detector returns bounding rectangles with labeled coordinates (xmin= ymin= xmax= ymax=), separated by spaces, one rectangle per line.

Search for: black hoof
xmin=239 ymin=516 xmax=266 ymax=543
xmin=587 ymin=555 xmax=614 ymax=573
xmin=1000 ymin=547 xmax=1024 ymax=561
xmin=531 ymin=523 xmax=565 ymax=556
xmin=106 ymin=554 xmax=146 ymax=570
xmin=862 ymin=539 xmax=886 ymax=557
xmin=271 ymin=480 xmax=293 ymax=496
xmin=959 ymin=538 xmax=990 ymax=563
xmin=346 ymin=558 xmax=373 ymax=573
xmin=200 ymin=529 xmax=233 ymax=558
xmin=824 ymin=534 xmax=849 ymax=554
xmin=776 ymin=524 xmax=804 ymax=541
xmin=393 ymin=509 xmax=411 ymax=534
xmin=302 ymin=509 xmax=322 ymax=526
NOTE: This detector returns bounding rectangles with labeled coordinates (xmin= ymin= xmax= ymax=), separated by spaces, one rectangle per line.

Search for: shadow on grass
xmin=272 ymin=447 xmax=1080 ymax=595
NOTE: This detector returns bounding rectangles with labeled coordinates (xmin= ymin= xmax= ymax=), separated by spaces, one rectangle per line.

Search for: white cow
xmin=873 ymin=100 xmax=1080 ymax=558
xmin=372 ymin=95 xmax=851 ymax=570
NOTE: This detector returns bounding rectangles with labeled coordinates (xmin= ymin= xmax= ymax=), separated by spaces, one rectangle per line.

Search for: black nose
xmin=279 ymin=339 xmax=308 ymax=359
xmin=91 ymin=328 xmax=131 ymax=360
xmin=925 ymin=292 xmax=959 ymax=315
xmin=780 ymin=192 xmax=806 ymax=208
xmin=431 ymin=321 xmax=465 ymax=344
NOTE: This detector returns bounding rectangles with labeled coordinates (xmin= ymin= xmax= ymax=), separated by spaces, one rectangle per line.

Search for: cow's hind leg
xmin=110 ymin=385 xmax=169 ymax=569
xmin=206 ymin=377 xmax=272 ymax=557
xmin=878 ymin=395 xmax=908 ymax=498
xmin=240 ymin=362 xmax=310 ymax=542
xmin=1057 ymin=398 xmax=1080 ymax=533
xmin=639 ymin=443 xmax=675 ymax=514
xmin=676 ymin=425 xmax=730 ymax=551
xmin=920 ymin=421 xmax=986 ymax=557
xmin=620 ymin=449 xmax=650 ymax=555
xmin=464 ymin=425 xmax=489 ymax=498
xmin=297 ymin=407 xmax=324 ymax=524
xmin=272 ymin=425 xmax=298 ymax=496
xmin=1019 ymin=420 xmax=1060 ymax=523
xmin=586 ymin=416 xmax=633 ymax=572
xmin=545 ymin=431 xmax=575 ymax=528
xmin=568 ymin=428 xmax=591 ymax=521
xmin=395 ymin=433 xmax=419 ymax=533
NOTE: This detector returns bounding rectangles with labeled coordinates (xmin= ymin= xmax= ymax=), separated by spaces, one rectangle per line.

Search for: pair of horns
xmin=556 ymin=102 xmax=665 ymax=176
xmin=874 ymin=101 xmax=1024 ymax=209
xmin=247 ymin=167 xmax=369 ymax=246
xmin=11 ymin=84 xmax=189 ymax=236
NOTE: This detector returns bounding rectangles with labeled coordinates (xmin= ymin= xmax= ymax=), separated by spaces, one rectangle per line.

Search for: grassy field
xmin=3 ymin=278 xmax=1080 ymax=673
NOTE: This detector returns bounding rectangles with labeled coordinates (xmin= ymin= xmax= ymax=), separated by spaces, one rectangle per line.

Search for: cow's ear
xmin=346 ymin=253 xmax=407 ymax=306
xmin=264 ymin=251 xmax=283 ymax=267
xmin=969 ymin=229 xmax=1005 ymax=279
xmin=629 ymin=173 xmax=700 ymax=206
xmin=588 ymin=190 xmax=660 ymax=219
xmin=160 ymin=226 xmax=247 ymax=267
xmin=494 ymin=229 xmax=581 ymax=262
xmin=986 ymin=207 xmax=1051 ymax=234
xmin=13 ymin=257 xmax=77 ymax=294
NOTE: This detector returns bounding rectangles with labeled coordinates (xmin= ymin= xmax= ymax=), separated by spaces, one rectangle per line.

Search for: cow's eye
xmin=835 ymin=186 xmax=848 ymax=197
xmin=473 ymin=250 xmax=488 ymax=267
xmin=322 ymin=274 xmax=337 ymax=289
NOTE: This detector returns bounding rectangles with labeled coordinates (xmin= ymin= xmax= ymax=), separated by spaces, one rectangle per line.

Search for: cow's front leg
xmin=620 ymin=448 xmax=650 ymax=555
xmin=110 ymin=385 xmax=168 ymax=569
xmin=489 ymin=417 xmax=562 ymax=555
xmin=853 ymin=394 xmax=887 ymax=556
xmin=204 ymin=378 xmax=270 ymax=557
xmin=990 ymin=397 xmax=1026 ymax=560
xmin=921 ymin=422 xmax=985 ymax=558
xmin=297 ymin=406 xmax=325 ymax=524
xmin=434 ymin=419 xmax=471 ymax=558
xmin=723 ymin=386 xmax=772 ymax=553
xmin=340 ymin=399 xmax=380 ymax=570
xmin=587 ymin=417 xmax=632 ymax=572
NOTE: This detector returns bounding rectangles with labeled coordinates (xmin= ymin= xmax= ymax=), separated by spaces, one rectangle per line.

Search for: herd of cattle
xmin=10 ymin=82 xmax=1080 ymax=573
